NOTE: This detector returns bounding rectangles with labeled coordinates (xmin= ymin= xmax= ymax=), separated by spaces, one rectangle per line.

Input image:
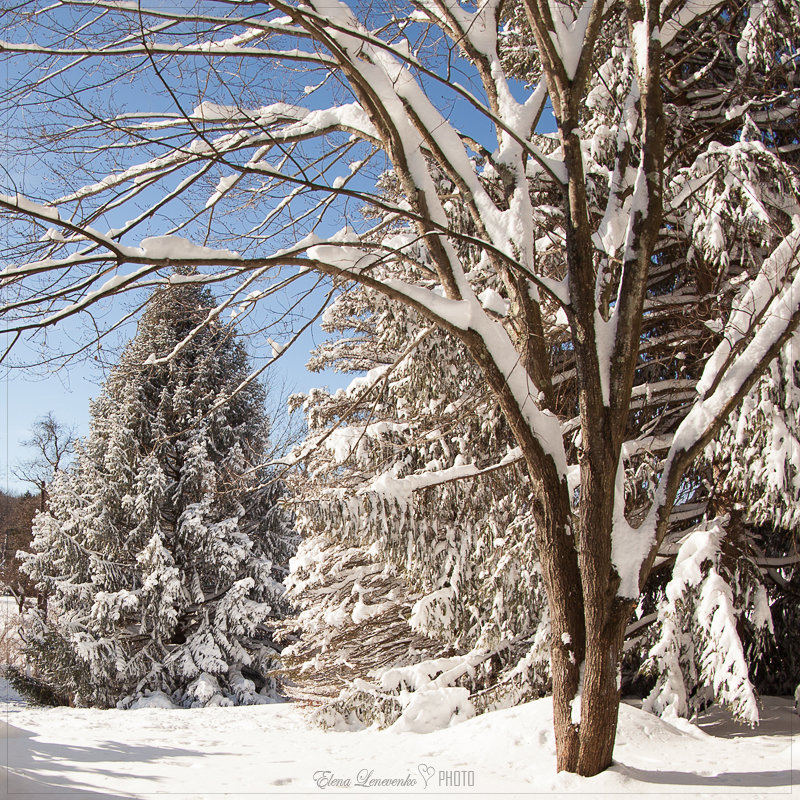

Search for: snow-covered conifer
xmin=633 ymin=332 xmax=800 ymax=720
xmin=642 ymin=517 xmax=772 ymax=723
xmin=20 ymin=283 xmax=294 ymax=708
xmin=709 ymin=335 xmax=800 ymax=533
xmin=284 ymin=284 xmax=551 ymax=725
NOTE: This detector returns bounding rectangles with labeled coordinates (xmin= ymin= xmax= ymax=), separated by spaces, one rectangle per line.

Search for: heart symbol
xmin=418 ymin=764 xmax=435 ymax=788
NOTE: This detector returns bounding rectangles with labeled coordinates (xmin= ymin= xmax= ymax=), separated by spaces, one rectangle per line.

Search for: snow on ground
xmin=1 ymin=677 xmax=796 ymax=800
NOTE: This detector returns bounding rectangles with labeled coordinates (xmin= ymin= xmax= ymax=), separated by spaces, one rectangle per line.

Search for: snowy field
xmin=1 ymin=677 xmax=796 ymax=800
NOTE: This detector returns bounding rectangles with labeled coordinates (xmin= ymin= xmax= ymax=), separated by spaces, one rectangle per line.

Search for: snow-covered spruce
xmin=282 ymin=285 xmax=551 ymax=726
xmin=701 ymin=332 xmax=800 ymax=697
xmin=642 ymin=517 xmax=772 ymax=724
xmin=634 ymin=332 xmax=800 ymax=718
xmin=19 ymin=283 xmax=294 ymax=708
xmin=284 ymin=283 xmax=789 ymax=731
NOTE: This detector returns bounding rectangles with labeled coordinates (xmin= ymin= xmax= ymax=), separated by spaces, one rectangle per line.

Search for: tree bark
xmin=576 ymin=600 xmax=634 ymax=774
xmin=536 ymin=489 xmax=584 ymax=772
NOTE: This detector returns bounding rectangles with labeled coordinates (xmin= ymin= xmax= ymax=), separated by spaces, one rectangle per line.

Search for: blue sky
xmin=0 ymin=1 xmax=557 ymax=494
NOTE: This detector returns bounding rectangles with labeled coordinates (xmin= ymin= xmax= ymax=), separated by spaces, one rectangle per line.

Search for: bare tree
xmin=14 ymin=413 xmax=76 ymax=511
xmin=0 ymin=0 xmax=798 ymax=775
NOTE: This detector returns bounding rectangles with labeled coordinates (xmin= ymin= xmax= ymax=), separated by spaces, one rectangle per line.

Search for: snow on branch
xmin=361 ymin=447 xmax=523 ymax=502
xmin=672 ymin=227 xmax=800 ymax=457
xmin=697 ymin=221 xmax=800 ymax=401
xmin=643 ymin=517 xmax=767 ymax=724
xmin=546 ymin=0 xmax=598 ymax=80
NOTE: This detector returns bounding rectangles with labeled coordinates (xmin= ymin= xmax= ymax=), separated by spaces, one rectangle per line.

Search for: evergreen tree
xmin=641 ymin=332 xmax=800 ymax=716
xmin=284 ymin=284 xmax=551 ymax=726
xmin=19 ymin=283 xmax=294 ymax=708
xmin=290 ymin=283 xmax=798 ymax=729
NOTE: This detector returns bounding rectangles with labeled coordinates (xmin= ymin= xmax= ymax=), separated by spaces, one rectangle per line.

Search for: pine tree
xmin=291 ymin=264 xmax=798 ymax=729
xmin=19 ymin=283 xmax=294 ymax=708
xmin=284 ymin=284 xmax=551 ymax=726
xmin=640 ymin=332 xmax=800 ymax=717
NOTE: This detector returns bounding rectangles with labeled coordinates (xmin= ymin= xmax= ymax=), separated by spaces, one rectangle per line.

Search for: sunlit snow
xmin=1 ymin=676 xmax=795 ymax=798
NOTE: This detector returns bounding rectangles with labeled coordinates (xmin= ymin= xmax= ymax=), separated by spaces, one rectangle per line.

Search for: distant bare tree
xmin=14 ymin=413 xmax=76 ymax=511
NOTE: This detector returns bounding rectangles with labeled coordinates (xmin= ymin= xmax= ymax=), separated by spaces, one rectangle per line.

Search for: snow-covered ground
xmin=1 ymin=677 xmax=796 ymax=800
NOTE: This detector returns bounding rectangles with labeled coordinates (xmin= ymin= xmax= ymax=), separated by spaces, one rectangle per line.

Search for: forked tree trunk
xmin=466 ymin=333 xmax=635 ymax=776
xmin=541 ymin=514 xmax=635 ymax=776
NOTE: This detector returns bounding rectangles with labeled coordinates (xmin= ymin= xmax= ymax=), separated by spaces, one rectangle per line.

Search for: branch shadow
xmin=4 ymin=717 xmax=230 ymax=798
xmin=611 ymin=763 xmax=799 ymax=788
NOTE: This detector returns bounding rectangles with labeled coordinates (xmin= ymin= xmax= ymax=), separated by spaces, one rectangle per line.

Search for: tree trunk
xmin=463 ymin=332 xmax=635 ymax=776
xmin=536 ymin=439 xmax=637 ymax=775
xmin=539 ymin=513 xmax=635 ymax=775
xmin=570 ymin=451 xmax=627 ymax=775
xmin=534 ymin=489 xmax=584 ymax=772
xmin=575 ymin=604 xmax=633 ymax=775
